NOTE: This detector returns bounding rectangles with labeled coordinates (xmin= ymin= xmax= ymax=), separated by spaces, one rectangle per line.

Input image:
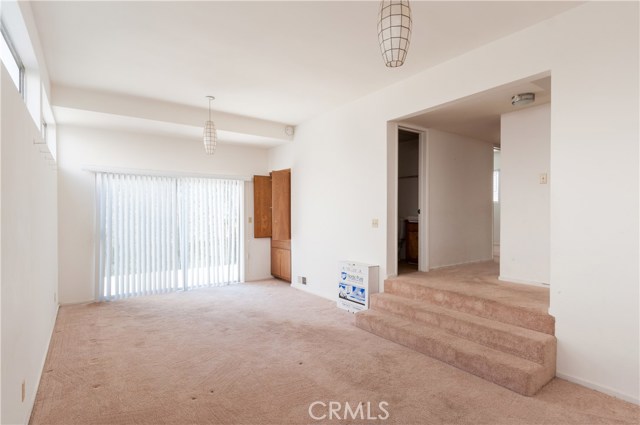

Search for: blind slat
xmin=96 ymin=173 xmax=243 ymax=300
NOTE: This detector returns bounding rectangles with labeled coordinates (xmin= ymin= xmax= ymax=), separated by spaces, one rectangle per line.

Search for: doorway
xmin=397 ymin=129 xmax=421 ymax=275
xmin=386 ymin=72 xmax=551 ymax=287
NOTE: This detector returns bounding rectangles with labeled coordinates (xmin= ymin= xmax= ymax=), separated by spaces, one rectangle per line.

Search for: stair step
xmin=355 ymin=310 xmax=555 ymax=396
xmin=370 ymin=293 xmax=556 ymax=365
xmin=384 ymin=278 xmax=554 ymax=335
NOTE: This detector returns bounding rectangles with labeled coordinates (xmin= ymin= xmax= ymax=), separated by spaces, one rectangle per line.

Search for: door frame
xmin=386 ymin=122 xmax=429 ymax=280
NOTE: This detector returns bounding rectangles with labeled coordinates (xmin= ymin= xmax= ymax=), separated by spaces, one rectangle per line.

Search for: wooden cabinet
xmin=254 ymin=169 xmax=291 ymax=282
xmin=271 ymin=240 xmax=291 ymax=281
xmin=405 ymin=220 xmax=418 ymax=264
xmin=271 ymin=169 xmax=291 ymax=241
xmin=271 ymin=169 xmax=291 ymax=281
xmin=253 ymin=175 xmax=272 ymax=238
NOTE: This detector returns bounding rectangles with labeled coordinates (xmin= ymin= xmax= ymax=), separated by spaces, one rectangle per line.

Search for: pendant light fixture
xmin=377 ymin=0 xmax=412 ymax=67
xmin=203 ymin=95 xmax=217 ymax=155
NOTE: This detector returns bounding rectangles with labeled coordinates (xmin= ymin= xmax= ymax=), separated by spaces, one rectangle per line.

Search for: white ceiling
xmin=32 ymin=1 xmax=579 ymax=126
xmin=402 ymin=75 xmax=552 ymax=145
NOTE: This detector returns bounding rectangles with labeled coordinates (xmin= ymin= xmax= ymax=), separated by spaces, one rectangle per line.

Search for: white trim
xmin=421 ymin=130 xmax=429 ymax=272
xmin=555 ymin=372 xmax=640 ymax=405
xmin=239 ymin=181 xmax=246 ymax=283
xmin=387 ymin=123 xmax=430 ymax=284
xmin=94 ymin=173 xmax=101 ymax=301
xmin=59 ymin=300 xmax=95 ymax=306
xmin=385 ymin=122 xmax=399 ymax=282
xmin=23 ymin=304 xmax=59 ymax=425
xmin=398 ymin=124 xmax=429 ymax=272
xmin=498 ymin=275 xmax=549 ymax=288
xmin=82 ymin=165 xmax=252 ymax=181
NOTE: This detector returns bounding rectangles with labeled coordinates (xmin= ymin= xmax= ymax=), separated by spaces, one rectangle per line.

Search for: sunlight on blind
xmin=178 ymin=178 xmax=242 ymax=289
xmin=96 ymin=173 xmax=243 ymax=301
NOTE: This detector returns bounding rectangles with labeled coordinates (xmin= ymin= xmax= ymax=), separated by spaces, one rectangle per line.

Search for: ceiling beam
xmin=51 ymin=85 xmax=294 ymax=141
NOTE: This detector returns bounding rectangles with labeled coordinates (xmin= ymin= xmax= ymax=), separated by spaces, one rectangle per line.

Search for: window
xmin=493 ymin=170 xmax=500 ymax=203
xmin=95 ymin=173 xmax=243 ymax=300
xmin=0 ymin=24 xmax=24 ymax=93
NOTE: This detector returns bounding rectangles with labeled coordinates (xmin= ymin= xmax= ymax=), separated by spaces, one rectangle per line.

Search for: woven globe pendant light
xmin=377 ymin=0 xmax=412 ymax=67
xmin=203 ymin=95 xmax=217 ymax=155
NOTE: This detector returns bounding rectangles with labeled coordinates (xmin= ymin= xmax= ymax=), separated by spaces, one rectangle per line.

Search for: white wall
xmin=268 ymin=2 xmax=639 ymax=402
xmin=1 ymin=65 xmax=59 ymax=425
xmin=500 ymin=104 xmax=550 ymax=285
xmin=268 ymin=142 xmax=294 ymax=172
xmin=57 ymin=125 xmax=271 ymax=304
xmin=428 ymin=129 xmax=493 ymax=268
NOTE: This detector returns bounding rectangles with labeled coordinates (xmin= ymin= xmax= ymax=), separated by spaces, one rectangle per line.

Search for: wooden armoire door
xmin=271 ymin=169 xmax=291 ymax=241
xmin=271 ymin=169 xmax=291 ymax=282
xmin=253 ymin=175 xmax=272 ymax=238
xmin=254 ymin=169 xmax=291 ymax=282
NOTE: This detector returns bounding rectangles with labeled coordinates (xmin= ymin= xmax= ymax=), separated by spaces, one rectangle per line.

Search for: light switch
xmin=539 ymin=173 xmax=548 ymax=184
xmin=372 ymin=218 xmax=379 ymax=228
xmin=248 ymin=217 xmax=253 ymax=223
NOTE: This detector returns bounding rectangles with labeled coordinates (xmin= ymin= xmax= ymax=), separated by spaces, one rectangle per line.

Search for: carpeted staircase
xmin=355 ymin=274 xmax=556 ymax=396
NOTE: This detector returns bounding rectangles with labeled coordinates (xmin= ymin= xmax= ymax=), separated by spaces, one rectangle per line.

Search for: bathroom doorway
xmin=397 ymin=129 xmax=421 ymax=274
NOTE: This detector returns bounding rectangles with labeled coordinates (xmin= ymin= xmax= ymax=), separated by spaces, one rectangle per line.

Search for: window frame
xmin=0 ymin=22 xmax=25 ymax=95
xmin=41 ymin=120 xmax=47 ymax=141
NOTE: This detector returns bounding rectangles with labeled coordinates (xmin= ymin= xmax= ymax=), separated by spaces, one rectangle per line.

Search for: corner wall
xmin=57 ymin=125 xmax=272 ymax=304
xmin=428 ymin=129 xmax=493 ymax=268
xmin=268 ymin=2 xmax=639 ymax=402
xmin=500 ymin=103 xmax=550 ymax=285
xmin=1 ymin=65 xmax=59 ymax=425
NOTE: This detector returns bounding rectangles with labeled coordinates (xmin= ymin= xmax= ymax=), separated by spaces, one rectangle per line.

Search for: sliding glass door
xmin=95 ymin=173 xmax=243 ymax=301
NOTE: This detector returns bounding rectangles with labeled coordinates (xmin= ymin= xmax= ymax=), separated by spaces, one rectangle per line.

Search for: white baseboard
xmin=244 ymin=276 xmax=275 ymax=283
xmin=499 ymin=275 xmax=549 ymax=288
xmin=23 ymin=304 xmax=60 ymax=425
xmin=555 ymin=372 xmax=639 ymax=405
xmin=430 ymin=258 xmax=494 ymax=270
xmin=290 ymin=282 xmax=334 ymax=302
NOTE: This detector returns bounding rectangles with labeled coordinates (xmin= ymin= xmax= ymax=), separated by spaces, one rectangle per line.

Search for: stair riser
xmin=385 ymin=280 xmax=555 ymax=335
xmin=370 ymin=295 xmax=556 ymax=365
xmin=356 ymin=313 xmax=554 ymax=396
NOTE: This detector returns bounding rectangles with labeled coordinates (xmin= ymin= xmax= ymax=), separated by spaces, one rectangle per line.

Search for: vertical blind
xmin=96 ymin=173 xmax=243 ymax=301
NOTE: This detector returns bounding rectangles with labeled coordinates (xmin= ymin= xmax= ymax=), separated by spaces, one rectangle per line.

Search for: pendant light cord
xmin=206 ymin=95 xmax=215 ymax=121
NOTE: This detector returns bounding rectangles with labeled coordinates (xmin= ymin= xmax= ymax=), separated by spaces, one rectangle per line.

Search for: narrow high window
xmin=0 ymin=23 xmax=24 ymax=94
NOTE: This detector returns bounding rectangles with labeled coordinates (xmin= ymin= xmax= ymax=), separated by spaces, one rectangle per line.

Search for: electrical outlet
xmin=372 ymin=218 xmax=379 ymax=228
xmin=21 ymin=380 xmax=25 ymax=402
xmin=248 ymin=217 xmax=253 ymax=223
xmin=298 ymin=276 xmax=307 ymax=285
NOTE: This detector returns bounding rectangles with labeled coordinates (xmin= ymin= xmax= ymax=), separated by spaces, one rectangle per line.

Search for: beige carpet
xmin=357 ymin=262 xmax=557 ymax=396
xmin=31 ymin=281 xmax=638 ymax=425
xmin=390 ymin=261 xmax=550 ymax=315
